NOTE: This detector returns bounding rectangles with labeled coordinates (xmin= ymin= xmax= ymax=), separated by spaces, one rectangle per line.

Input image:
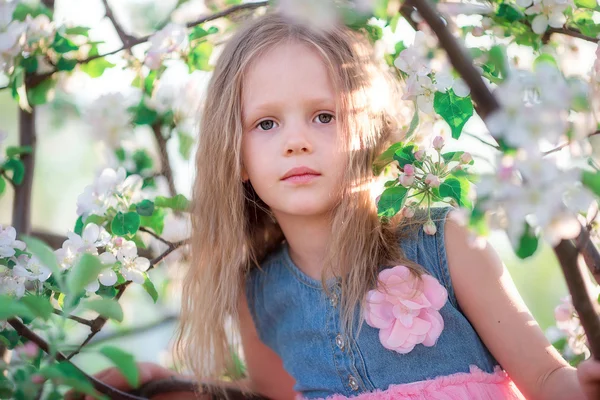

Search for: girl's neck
xmin=274 ymin=211 xmax=333 ymax=281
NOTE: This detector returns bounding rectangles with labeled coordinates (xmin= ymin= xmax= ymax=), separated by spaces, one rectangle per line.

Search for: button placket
xmin=335 ymin=334 xmax=345 ymax=351
xmin=348 ymin=375 xmax=359 ymax=391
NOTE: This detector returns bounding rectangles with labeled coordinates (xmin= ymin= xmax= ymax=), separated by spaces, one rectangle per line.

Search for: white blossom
xmin=403 ymin=75 xmax=436 ymax=115
xmin=0 ymin=265 xmax=25 ymax=298
xmin=76 ymin=168 xmax=143 ymax=219
xmin=115 ymin=240 xmax=150 ymax=284
xmin=12 ymin=254 xmax=51 ymax=282
xmin=85 ymin=92 xmax=138 ymax=149
xmin=24 ymin=14 xmax=54 ymax=44
xmin=54 ymin=240 xmax=78 ymax=271
xmin=394 ymin=32 xmax=431 ymax=77
xmin=64 ymin=223 xmax=111 ymax=256
xmin=145 ymin=23 xmax=188 ymax=70
xmin=0 ymin=225 xmax=26 ymax=258
xmin=85 ymin=252 xmax=118 ymax=293
xmin=523 ymin=0 xmax=571 ymax=35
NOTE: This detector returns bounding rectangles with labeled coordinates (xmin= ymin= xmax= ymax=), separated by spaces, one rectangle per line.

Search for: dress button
xmin=330 ymin=292 xmax=338 ymax=307
xmin=335 ymin=334 xmax=345 ymax=350
xmin=348 ymin=375 xmax=359 ymax=391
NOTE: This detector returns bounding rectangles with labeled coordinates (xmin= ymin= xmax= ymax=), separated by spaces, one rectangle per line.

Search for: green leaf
xmin=187 ymin=41 xmax=213 ymax=72
xmin=21 ymin=235 xmax=64 ymax=291
xmin=132 ymin=102 xmax=158 ymax=126
xmin=27 ymin=77 xmax=57 ymax=105
xmin=0 ymin=329 xmax=21 ymax=350
xmin=20 ymin=295 xmax=53 ymax=321
xmin=80 ymin=57 xmax=116 ymax=78
xmin=83 ymin=298 xmax=124 ymax=322
xmin=178 ymin=131 xmax=194 ymax=160
xmin=3 ymin=158 xmax=25 ymax=185
xmin=21 ymin=57 xmax=38 ymax=74
xmin=582 ymin=170 xmax=600 ymax=196
xmin=439 ymin=176 xmax=472 ymax=209
xmin=133 ymin=149 xmax=154 ymax=172
xmin=575 ymin=0 xmax=596 ymax=9
xmin=488 ymin=45 xmax=508 ymax=80
xmin=111 ymin=212 xmax=141 ymax=237
xmin=189 ymin=25 xmax=219 ymax=41
xmin=140 ymin=207 xmax=166 ymax=235
xmin=373 ymin=142 xmax=403 ymax=175
xmin=0 ymin=177 xmax=5 ymax=196
xmin=515 ymin=222 xmax=538 ymax=259
xmin=154 ymin=194 xmax=190 ymax=211
xmin=99 ymin=346 xmax=139 ymax=388
xmin=40 ymin=362 xmax=103 ymax=399
xmin=433 ymin=90 xmax=473 ymax=139
xmin=392 ymin=145 xmax=416 ymax=168
xmin=56 ymin=57 xmax=78 ymax=71
xmin=0 ymin=296 xmax=35 ymax=320
xmin=12 ymin=3 xmax=52 ymax=20
xmin=64 ymin=26 xmax=90 ymax=36
xmin=572 ymin=10 xmax=600 ymax=37
xmin=52 ymin=32 xmax=79 ymax=53
xmin=84 ymin=214 xmax=106 ymax=228
xmin=142 ymin=274 xmax=158 ymax=303
xmin=6 ymin=146 xmax=32 ymax=158
xmin=377 ymin=186 xmax=409 ymax=218
xmin=496 ymin=3 xmax=524 ymax=22
xmin=136 ymin=200 xmax=155 ymax=217
xmin=66 ymin=253 xmax=104 ymax=295
xmin=74 ymin=216 xmax=84 ymax=236
xmin=534 ymin=53 xmax=557 ymax=68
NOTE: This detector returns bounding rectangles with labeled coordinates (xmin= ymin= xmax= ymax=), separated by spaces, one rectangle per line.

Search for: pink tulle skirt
xmin=299 ymin=366 xmax=526 ymax=400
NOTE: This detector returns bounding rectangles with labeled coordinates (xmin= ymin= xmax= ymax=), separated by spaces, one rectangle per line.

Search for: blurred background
xmin=1 ymin=0 xmax=594 ymax=376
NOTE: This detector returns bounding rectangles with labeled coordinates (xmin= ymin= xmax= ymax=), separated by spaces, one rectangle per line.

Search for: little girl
xmin=83 ymin=11 xmax=600 ymax=400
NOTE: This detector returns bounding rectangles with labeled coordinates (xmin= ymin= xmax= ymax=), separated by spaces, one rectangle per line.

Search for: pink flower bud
xmin=497 ymin=165 xmax=514 ymax=181
xmin=403 ymin=207 xmax=416 ymax=218
xmin=460 ymin=152 xmax=473 ymax=164
xmin=425 ymin=173 xmax=440 ymax=188
xmin=424 ymin=219 xmax=437 ymax=235
xmin=554 ymin=303 xmax=572 ymax=323
xmin=144 ymin=52 xmax=162 ymax=70
xmin=432 ymin=136 xmax=445 ymax=150
xmin=472 ymin=26 xmax=484 ymax=37
xmin=403 ymin=164 xmax=415 ymax=176
xmin=31 ymin=375 xmax=45 ymax=384
xmin=16 ymin=342 xmax=38 ymax=358
xmin=399 ymin=174 xmax=415 ymax=187
xmin=414 ymin=150 xmax=425 ymax=161
xmin=452 ymin=165 xmax=462 ymax=173
xmin=114 ymin=237 xmax=124 ymax=247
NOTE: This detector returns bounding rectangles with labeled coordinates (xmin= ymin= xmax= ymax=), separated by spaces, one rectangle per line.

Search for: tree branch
xmin=139 ymin=226 xmax=173 ymax=247
xmin=151 ymin=123 xmax=177 ymax=198
xmin=409 ymin=0 xmax=600 ymax=359
xmin=548 ymin=26 xmax=598 ymax=44
xmin=52 ymin=309 xmax=94 ymax=327
xmin=544 ymin=130 xmax=600 ymax=156
xmin=23 ymin=1 xmax=269 ymax=90
xmin=101 ymin=0 xmax=136 ymax=47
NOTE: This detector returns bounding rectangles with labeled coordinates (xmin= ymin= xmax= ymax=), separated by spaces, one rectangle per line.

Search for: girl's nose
xmin=284 ymin=124 xmax=312 ymax=155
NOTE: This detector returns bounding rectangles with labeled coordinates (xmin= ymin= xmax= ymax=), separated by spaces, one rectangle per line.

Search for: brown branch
xmin=66 ymin=238 xmax=188 ymax=361
xmin=544 ymin=130 xmax=600 ymax=156
xmin=7 ymin=318 xmax=147 ymax=400
xmin=139 ymin=226 xmax=173 ymax=247
xmin=548 ymin=26 xmax=598 ymax=44
xmin=12 ymin=107 xmax=36 ymax=236
xmin=409 ymin=0 xmax=600 ymax=360
xmin=53 ymin=309 xmax=94 ymax=327
xmin=101 ymin=0 xmax=136 ymax=47
xmin=23 ymin=1 xmax=269 ymax=90
xmin=151 ymin=123 xmax=177 ymax=198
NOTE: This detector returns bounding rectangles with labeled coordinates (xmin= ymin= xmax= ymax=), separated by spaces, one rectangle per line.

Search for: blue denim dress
xmin=245 ymin=207 xmax=500 ymax=398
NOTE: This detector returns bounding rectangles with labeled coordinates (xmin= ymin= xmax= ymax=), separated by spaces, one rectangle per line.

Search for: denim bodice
xmin=245 ymin=207 xmax=500 ymax=398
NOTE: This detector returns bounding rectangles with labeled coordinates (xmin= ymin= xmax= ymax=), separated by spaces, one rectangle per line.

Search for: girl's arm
xmin=237 ymin=289 xmax=299 ymax=400
xmin=443 ymin=211 xmax=599 ymax=400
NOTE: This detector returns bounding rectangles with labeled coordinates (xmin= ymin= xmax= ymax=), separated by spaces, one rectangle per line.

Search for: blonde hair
xmin=174 ymin=11 xmax=427 ymax=393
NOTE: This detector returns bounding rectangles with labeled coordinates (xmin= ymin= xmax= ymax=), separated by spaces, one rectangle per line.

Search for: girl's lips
xmin=282 ymin=173 xmax=320 ymax=184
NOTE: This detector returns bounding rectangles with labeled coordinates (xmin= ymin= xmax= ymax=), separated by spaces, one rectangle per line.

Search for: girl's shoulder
xmin=397 ymin=205 xmax=459 ymax=308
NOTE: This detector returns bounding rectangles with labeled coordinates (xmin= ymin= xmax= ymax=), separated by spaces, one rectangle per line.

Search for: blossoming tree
xmin=1 ymin=0 xmax=600 ymax=398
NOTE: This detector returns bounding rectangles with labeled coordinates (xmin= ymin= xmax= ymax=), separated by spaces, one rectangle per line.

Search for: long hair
xmin=174 ymin=11 xmax=427 ymax=392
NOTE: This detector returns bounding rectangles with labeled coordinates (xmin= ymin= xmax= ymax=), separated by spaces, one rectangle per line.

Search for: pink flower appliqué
xmin=364 ymin=265 xmax=448 ymax=354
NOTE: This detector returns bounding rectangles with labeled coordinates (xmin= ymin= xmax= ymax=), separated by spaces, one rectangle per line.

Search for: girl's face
xmin=241 ymin=41 xmax=346 ymax=219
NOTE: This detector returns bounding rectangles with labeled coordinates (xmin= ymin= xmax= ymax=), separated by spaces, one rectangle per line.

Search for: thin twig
xmin=139 ymin=226 xmax=173 ymax=247
xmin=544 ymin=130 xmax=600 ymax=156
xmin=52 ymin=309 xmax=94 ymax=327
xmin=7 ymin=318 xmax=147 ymax=400
xmin=151 ymin=123 xmax=177 ymax=198
xmin=463 ymin=131 xmax=501 ymax=150
xmin=101 ymin=0 xmax=136 ymax=46
xmin=548 ymin=26 xmax=598 ymax=44
xmin=88 ymin=314 xmax=178 ymax=346
xmin=17 ymin=1 xmax=269 ymax=90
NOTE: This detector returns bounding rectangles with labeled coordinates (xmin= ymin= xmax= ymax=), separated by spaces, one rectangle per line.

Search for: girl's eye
xmin=315 ymin=113 xmax=334 ymax=124
xmin=257 ymin=120 xmax=277 ymax=131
